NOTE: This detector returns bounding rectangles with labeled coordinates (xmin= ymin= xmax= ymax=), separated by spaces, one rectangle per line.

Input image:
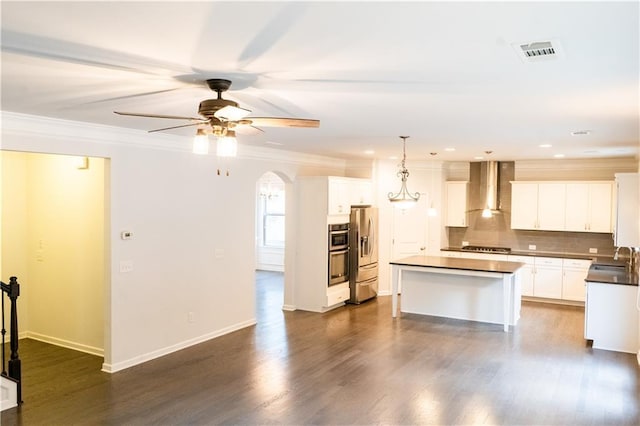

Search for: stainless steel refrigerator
xmin=349 ymin=206 xmax=378 ymax=304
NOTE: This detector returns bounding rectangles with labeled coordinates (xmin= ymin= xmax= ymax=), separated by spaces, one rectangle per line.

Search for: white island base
xmin=391 ymin=256 xmax=523 ymax=332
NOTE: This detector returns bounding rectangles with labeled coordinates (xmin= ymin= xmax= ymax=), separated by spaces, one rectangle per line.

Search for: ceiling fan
xmin=114 ymin=78 xmax=320 ymax=137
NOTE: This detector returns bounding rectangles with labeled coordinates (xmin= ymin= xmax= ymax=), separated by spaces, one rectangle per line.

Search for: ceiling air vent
xmin=513 ymin=39 xmax=563 ymax=63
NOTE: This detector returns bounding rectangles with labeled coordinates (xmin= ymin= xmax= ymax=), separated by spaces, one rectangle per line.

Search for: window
xmin=257 ymin=172 xmax=285 ymax=248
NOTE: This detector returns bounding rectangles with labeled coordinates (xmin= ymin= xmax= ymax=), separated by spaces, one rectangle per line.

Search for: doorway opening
xmin=255 ymin=171 xmax=289 ymax=316
xmin=1 ymin=151 xmax=108 ymax=365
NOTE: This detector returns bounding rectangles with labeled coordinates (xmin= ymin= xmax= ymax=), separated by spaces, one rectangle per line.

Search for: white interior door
xmin=391 ymin=195 xmax=428 ymax=260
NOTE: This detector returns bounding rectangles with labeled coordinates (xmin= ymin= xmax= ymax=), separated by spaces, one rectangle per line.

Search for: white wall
xmin=1 ymin=152 xmax=106 ymax=354
xmin=1 ymin=112 xmax=346 ymax=372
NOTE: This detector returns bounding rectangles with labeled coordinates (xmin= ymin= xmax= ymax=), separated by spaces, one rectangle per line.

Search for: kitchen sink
xmin=591 ymin=264 xmax=627 ymax=272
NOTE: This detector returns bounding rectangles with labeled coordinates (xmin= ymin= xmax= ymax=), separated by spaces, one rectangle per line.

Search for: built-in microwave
xmin=328 ymin=223 xmax=349 ymax=251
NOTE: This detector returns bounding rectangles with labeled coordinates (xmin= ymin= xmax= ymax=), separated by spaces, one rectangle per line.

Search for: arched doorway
xmin=255 ymin=171 xmax=292 ymax=317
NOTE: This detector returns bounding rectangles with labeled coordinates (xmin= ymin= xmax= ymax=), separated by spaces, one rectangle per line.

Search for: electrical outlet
xmin=119 ymin=260 xmax=133 ymax=273
xmin=589 ymin=248 xmax=598 ymax=254
xmin=462 ymin=241 xmax=469 ymax=247
xmin=188 ymin=312 xmax=195 ymax=323
xmin=528 ymin=245 xmax=537 ymax=250
xmin=215 ymin=249 xmax=224 ymax=259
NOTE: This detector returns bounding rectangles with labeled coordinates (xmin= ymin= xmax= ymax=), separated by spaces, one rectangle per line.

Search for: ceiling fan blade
xmin=236 ymin=3 xmax=308 ymax=69
xmin=246 ymin=117 xmax=320 ymax=128
xmin=214 ymin=105 xmax=252 ymax=121
xmin=114 ymin=111 xmax=205 ymax=121
xmin=1 ymin=30 xmax=192 ymax=76
xmin=81 ymin=88 xmax=186 ymax=105
xmin=148 ymin=123 xmax=204 ymax=133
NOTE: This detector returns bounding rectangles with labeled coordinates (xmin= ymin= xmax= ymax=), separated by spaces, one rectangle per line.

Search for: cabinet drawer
xmin=563 ymin=258 xmax=592 ymax=269
xmin=535 ymin=257 xmax=562 ymax=267
xmin=326 ymin=286 xmax=350 ymax=307
xmin=508 ymin=255 xmax=535 ymax=265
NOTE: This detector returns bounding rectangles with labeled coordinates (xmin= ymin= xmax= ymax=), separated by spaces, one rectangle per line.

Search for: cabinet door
xmin=445 ymin=182 xmax=467 ymax=227
xmin=350 ymin=180 xmax=373 ymax=206
xmin=588 ymin=183 xmax=613 ymax=233
xmin=562 ymin=269 xmax=587 ymax=301
xmin=328 ymin=178 xmax=349 ymax=215
xmin=533 ymin=257 xmax=563 ymax=299
xmin=615 ymin=174 xmax=639 ymax=246
xmin=519 ymin=265 xmax=535 ymax=297
xmin=509 ymin=255 xmax=535 ymax=297
xmin=537 ymin=183 xmax=566 ymax=231
xmin=511 ymin=183 xmax=538 ymax=230
xmin=565 ymin=183 xmax=589 ymax=232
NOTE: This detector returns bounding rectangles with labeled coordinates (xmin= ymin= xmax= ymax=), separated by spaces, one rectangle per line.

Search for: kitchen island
xmin=390 ymin=256 xmax=525 ymax=332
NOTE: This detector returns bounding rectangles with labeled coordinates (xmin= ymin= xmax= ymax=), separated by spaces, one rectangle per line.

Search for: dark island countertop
xmin=391 ymin=255 xmax=525 ymax=274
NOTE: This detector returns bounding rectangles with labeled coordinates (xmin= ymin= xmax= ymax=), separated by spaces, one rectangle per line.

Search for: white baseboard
xmin=25 ymin=332 xmax=104 ymax=357
xmin=101 ymin=319 xmax=257 ymax=373
xmin=282 ymin=304 xmax=296 ymax=311
xmin=378 ymin=290 xmax=391 ymax=296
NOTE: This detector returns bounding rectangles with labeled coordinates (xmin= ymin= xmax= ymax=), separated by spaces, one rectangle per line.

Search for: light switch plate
xmin=528 ymin=244 xmax=537 ymax=250
xmin=589 ymin=248 xmax=598 ymax=254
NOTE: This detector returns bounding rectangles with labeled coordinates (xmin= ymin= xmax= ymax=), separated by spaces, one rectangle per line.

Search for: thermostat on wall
xmin=121 ymin=231 xmax=133 ymax=240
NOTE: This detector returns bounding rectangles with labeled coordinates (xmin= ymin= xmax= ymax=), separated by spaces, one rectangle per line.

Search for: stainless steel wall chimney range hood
xmin=468 ymin=161 xmax=514 ymax=217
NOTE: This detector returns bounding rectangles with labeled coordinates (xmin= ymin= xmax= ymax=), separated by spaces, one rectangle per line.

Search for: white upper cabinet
xmin=512 ymin=181 xmax=613 ymax=233
xmin=510 ymin=183 xmax=540 ymax=230
xmin=445 ymin=181 xmax=468 ymax=227
xmin=565 ymin=182 xmax=613 ymax=233
xmin=328 ymin=177 xmax=350 ymax=215
xmin=350 ymin=180 xmax=373 ymax=206
xmin=511 ymin=182 xmax=565 ymax=231
xmin=614 ymin=173 xmax=640 ymax=247
xmin=328 ymin=177 xmax=373 ymax=216
xmin=537 ymin=183 xmax=566 ymax=231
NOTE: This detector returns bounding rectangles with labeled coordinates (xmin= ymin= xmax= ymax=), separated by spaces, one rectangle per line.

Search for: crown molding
xmin=0 ymin=111 xmax=346 ymax=169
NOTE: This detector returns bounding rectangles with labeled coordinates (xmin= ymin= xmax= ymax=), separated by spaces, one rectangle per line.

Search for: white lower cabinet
xmin=508 ymin=255 xmax=589 ymax=302
xmin=561 ymin=259 xmax=591 ymax=301
xmin=585 ymin=281 xmax=639 ymax=353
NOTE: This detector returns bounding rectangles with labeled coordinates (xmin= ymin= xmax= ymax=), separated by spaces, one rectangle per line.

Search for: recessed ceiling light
xmin=553 ymin=153 xmax=565 ymax=158
xmin=364 ymin=150 xmax=375 ymax=155
xmin=539 ymin=144 xmax=552 ymax=148
xmin=265 ymin=141 xmax=283 ymax=146
xmin=571 ymin=130 xmax=591 ymax=136
xmin=444 ymin=148 xmax=455 ymax=152
xmin=474 ymin=156 xmax=484 ymax=160
xmin=389 ymin=156 xmax=398 ymax=160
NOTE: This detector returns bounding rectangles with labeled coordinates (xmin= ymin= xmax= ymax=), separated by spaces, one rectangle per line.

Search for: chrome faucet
xmin=614 ymin=246 xmax=638 ymax=270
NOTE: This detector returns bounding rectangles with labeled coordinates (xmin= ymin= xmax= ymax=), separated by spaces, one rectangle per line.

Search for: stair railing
xmin=1 ymin=276 xmax=21 ymax=404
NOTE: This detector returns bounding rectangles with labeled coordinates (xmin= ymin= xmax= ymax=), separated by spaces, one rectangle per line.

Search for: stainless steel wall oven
xmin=328 ymin=223 xmax=350 ymax=286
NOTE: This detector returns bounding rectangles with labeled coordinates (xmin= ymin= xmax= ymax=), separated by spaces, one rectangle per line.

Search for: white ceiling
xmin=1 ymin=1 xmax=638 ymax=162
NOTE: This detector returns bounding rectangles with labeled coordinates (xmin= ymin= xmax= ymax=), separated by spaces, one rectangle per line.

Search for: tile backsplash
xmin=447 ymin=213 xmax=616 ymax=256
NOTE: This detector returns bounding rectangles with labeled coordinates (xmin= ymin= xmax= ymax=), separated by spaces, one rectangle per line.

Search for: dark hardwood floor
xmin=3 ymin=271 xmax=639 ymax=425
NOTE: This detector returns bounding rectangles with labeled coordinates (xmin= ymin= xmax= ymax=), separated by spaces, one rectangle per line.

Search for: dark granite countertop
xmin=585 ymin=263 xmax=639 ymax=286
xmin=441 ymin=247 xmax=614 ymax=263
xmin=391 ymin=255 xmax=525 ymax=274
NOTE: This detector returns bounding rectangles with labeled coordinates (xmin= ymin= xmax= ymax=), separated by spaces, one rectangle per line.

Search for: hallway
xmin=2 ymin=272 xmax=639 ymax=425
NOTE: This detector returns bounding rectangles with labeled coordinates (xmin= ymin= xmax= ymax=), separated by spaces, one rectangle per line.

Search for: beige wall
xmin=1 ymin=151 xmax=105 ymax=354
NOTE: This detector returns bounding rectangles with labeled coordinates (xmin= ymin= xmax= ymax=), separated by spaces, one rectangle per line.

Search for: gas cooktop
xmin=460 ymin=245 xmax=512 ymax=254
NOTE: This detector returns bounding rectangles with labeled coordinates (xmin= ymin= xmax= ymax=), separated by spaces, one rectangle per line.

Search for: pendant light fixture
xmin=192 ymin=128 xmax=210 ymax=155
xmin=388 ymin=136 xmax=420 ymax=209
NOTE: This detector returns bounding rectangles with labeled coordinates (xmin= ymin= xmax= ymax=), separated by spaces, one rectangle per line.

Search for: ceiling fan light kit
xmin=217 ymin=130 xmax=238 ymax=158
xmin=192 ymin=128 xmax=209 ymax=155
xmin=113 ymin=78 xmax=319 ymax=160
xmin=388 ymin=136 xmax=420 ymax=209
